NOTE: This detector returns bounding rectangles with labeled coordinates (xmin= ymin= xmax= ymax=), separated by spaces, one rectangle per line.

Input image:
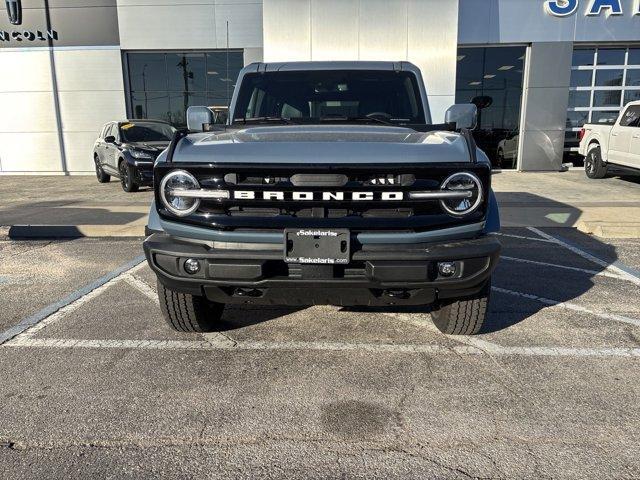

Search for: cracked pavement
xmin=0 ymin=229 xmax=639 ymax=479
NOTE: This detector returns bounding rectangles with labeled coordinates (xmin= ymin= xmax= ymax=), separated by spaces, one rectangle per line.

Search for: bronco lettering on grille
xmin=232 ymin=191 xmax=405 ymax=201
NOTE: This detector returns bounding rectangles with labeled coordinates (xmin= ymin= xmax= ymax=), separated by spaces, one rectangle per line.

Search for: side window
xmin=106 ymin=124 xmax=116 ymax=139
xmin=619 ymin=106 xmax=640 ymax=127
xmin=100 ymin=124 xmax=109 ymax=138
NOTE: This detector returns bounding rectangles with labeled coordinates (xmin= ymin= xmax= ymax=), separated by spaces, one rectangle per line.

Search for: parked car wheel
xmin=119 ymin=160 xmax=140 ymax=192
xmin=585 ymin=146 xmax=608 ymax=179
xmin=157 ymin=281 xmax=225 ymax=332
xmin=431 ymin=280 xmax=491 ymax=335
xmin=94 ymin=156 xmax=110 ymax=183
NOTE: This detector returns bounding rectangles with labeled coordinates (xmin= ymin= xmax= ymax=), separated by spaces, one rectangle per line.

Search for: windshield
xmin=233 ymin=70 xmax=426 ymax=124
xmin=120 ymin=122 xmax=175 ymax=142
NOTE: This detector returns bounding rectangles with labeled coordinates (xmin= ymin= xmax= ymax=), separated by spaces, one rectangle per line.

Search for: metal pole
xmin=44 ymin=0 xmax=67 ymax=174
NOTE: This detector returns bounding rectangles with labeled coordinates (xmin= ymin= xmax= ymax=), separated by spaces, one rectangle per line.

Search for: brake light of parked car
xmin=578 ymin=128 xmax=586 ymax=141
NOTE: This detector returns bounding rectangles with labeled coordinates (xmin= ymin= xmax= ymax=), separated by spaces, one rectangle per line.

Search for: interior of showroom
xmin=0 ymin=0 xmax=639 ymax=175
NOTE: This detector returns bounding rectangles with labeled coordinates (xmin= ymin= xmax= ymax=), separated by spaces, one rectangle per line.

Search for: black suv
xmin=93 ymin=120 xmax=175 ymax=192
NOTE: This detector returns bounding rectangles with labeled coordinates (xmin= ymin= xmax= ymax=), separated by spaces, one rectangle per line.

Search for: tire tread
xmin=431 ymin=281 xmax=490 ymax=335
xmin=157 ymin=281 xmax=223 ymax=332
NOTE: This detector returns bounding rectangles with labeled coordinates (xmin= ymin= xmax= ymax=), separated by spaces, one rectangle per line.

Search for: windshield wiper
xmin=234 ymin=116 xmax=296 ymax=125
xmin=318 ymin=115 xmax=396 ymax=126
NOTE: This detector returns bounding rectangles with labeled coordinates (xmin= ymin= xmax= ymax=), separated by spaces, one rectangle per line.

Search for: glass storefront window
xmin=594 ymin=69 xmax=624 ymax=87
xmin=597 ymin=48 xmax=626 ymax=65
xmin=127 ymin=50 xmax=244 ymax=127
xmin=565 ymin=46 xmax=640 ymax=157
xmin=568 ymin=90 xmax=591 ymax=108
xmin=455 ymin=46 xmax=526 ymax=169
xmin=625 ymin=90 xmax=640 ymax=103
xmin=591 ymin=111 xmax=620 ymax=125
xmin=570 ymin=70 xmax=592 ymax=87
xmin=593 ymin=90 xmax=622 ymax=107
xmin=572 ymin=49 xmax=595 ymax=66
xmin=128 ymin=53 xmax=167 ymax=92
xmin=567 ymin=111 xmax=589 ymax=128
xmin=627 ymin=69 xmax=640 ymax=87
xmin=167 ymin=53 xmax=206 ymax=92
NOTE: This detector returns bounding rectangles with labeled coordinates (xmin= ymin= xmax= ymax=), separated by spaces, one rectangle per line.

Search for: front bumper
xmin=144 ymin=232 xmax=501 ymax=307
xmin=135 ymin=164 xmax=154 ymax=186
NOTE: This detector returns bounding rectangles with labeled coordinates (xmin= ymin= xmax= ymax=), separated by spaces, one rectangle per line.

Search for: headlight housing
xmin=160 ymin=170 xmax=201 ymax=216
xmin=439 ymin=172 xmax=483 ymax=216
xmin=130 ymin=149 xmax=154 ymax=160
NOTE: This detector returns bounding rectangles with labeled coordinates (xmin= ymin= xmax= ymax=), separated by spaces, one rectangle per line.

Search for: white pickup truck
xmin=579 ymin=101 xmax=640 ymax=179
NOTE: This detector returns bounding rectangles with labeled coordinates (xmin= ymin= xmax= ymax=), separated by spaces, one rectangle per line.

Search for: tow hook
xmin=384 ymin=289 xmax=410 ymax=300
xmin=234 ymin=288 xmax=263 ymax=298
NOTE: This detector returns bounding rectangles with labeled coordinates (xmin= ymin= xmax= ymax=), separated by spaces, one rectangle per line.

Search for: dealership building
xmin=1 ymin=0 xmax=639 ymax=174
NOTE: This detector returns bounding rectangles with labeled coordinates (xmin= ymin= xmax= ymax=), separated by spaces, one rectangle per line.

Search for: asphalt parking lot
xmin=1 ymin=227 xmax=640 ymax=479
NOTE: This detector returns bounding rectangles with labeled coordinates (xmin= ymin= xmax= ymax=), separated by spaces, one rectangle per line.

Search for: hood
xmin=169 ymin=125 xmax=471 ymax=164
xmin=126 ymin=141 xmax=170 ymax=152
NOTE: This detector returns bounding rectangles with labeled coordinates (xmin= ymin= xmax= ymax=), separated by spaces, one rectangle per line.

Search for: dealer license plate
xmin=284 ymin=229 xmax=350 ymax=264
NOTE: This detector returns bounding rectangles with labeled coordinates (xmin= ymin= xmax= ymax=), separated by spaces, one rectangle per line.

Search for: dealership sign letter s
xmin=545 ymin=0 xmax=579 ymax=16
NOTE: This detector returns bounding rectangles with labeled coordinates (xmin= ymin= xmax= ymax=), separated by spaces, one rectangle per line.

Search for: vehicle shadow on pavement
xmin=344 ymin=192 xmax=625 ymax=335
xmin=483 ymin=191 xmax=621 ymax=333
xmin=219 ymin=305 xmax=306 ymax=330
xmin=0 ymin=201 xmax=146 ymax=227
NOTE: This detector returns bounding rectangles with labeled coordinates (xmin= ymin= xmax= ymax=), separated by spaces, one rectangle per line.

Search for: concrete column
xmin=518 ymin=42 xmax=573 ymax=171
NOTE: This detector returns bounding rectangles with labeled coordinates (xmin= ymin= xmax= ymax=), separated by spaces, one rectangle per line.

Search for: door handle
xmin=633 ymin=134 xmax=640 ymax=139
xmin=611 ymin=133 xmax=619 ymax=137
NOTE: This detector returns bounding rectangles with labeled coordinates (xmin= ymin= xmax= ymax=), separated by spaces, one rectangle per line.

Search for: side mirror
xmin=445 ymin=104 xmax=478 ymax=130
xmin=187 ymin=106 xmax=214 ymax=132
xmin=104 ymin=135 xmax=116 ymax=144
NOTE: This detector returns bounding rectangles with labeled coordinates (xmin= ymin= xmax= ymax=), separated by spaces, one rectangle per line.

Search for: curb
xmin=577 ymin=221 xmax=640 ymax=239
xmin=1 ymin=224 xmax=146 ymax=239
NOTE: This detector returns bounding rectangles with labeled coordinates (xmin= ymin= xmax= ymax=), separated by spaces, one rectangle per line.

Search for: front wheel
xmin=157 ymin=281 xmax=224 ymax=332
xmin=585 ymin=146 xmax=607 ymax=179
xmin=95 ymin=157 xmax=110 ymax=183
xmin=431 ymin=280 xmax=491 ymax=335
xmin=119 ymin=161 xmax=140 ymax=192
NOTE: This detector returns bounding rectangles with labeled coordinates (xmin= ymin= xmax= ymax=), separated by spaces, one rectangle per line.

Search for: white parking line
xmin=493 ymin=286 xmax=640 ymax=328
xmin=123 ymin=274 xmax=159 ymax=303
xmin=0 ymin=255 xmax=146 ymax=345
xmin=501 ymin=255 xmax=628 ymax=280
xmin=4 ymin=336 xmax=640 ymax=357
xmin=527 ymin=227 xmax=640 ymax=287
xmin=493 ymin=232 xmax=555 ymax=243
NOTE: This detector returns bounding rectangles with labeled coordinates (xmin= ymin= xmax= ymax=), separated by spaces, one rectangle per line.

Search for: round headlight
xmin=439 ymin=172 xmax=483 ymax=216
xmin=160 ymin=170 xmax=201 ymax=216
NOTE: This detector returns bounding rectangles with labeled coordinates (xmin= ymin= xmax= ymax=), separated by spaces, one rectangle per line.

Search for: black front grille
xmin=155 ymin=162 xmax=491 ymax=232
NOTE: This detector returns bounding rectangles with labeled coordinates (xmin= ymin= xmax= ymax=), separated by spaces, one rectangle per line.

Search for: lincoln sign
xmin=1 ymin=0 xmax=58 ymax=43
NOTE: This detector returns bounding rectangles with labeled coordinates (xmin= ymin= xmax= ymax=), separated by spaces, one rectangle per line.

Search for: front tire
xmin=431 ymin=280 xmax=491 ymax=335
xmin=585 ymin=146 xmax=607 ymax=179
xmin=119 ymin=161 xmax=140 ymax=192
xmin=157 ymin=281 xmax=224 ymax=332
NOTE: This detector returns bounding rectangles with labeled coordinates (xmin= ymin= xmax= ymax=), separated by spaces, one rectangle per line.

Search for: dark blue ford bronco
xmin=143 ymin=61 xmax=501 ymax=335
